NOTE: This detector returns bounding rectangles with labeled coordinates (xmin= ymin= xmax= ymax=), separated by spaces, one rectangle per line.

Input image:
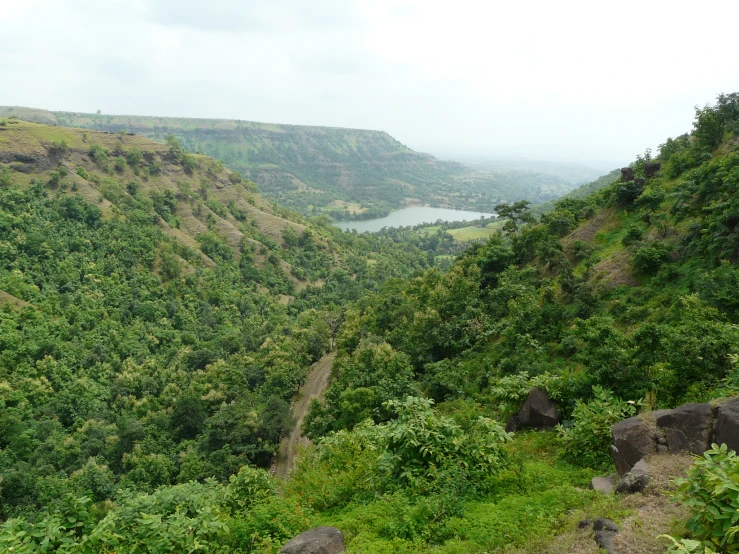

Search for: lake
xmin=332 ymin=207 xmax=495 ymax=233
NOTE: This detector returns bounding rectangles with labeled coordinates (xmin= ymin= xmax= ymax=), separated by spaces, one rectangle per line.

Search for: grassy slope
xmin=0 ymin=118 xmax=314 ymax=283
xmin=1 ymin=106 xmax=583 ymax=217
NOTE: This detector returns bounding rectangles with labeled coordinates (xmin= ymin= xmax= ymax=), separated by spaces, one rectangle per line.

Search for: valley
xmin=0 ymin=93 xmax=738 ymax=553
xmin=0 ymin=106 xmax=593 ymax=219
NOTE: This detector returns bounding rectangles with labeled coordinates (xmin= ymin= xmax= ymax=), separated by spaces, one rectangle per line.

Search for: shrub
xmin=622 ymin=224 xmax=646 ymax=247
xmin=75 ymin=166 xmax=88 ymax=179
xmin=664 ymin=444 xmax=739 ymax=553
xmin=612 ymin=180 xmax=643 ymax=206
xmin=125 ymin=147 xmax=143 ymax=167
xmin=88 ymin=143 xmax=109 ymax=169
xmin=557 ymin=386 xmax=637 ymax=469
xmin=113 ymin=156 xmax=126 ymax=173
xmin=377 ymin=397 xmax=510 ymax=492
xmin=180 ymin=152 xmax=198 ymax=173
xmin=632 ymin=241 xmax=672 ymax=275
xmin=48 ymin=139 xmax=70 ymax=156
xmin=0 ymin=164 xmax=12 ymax=187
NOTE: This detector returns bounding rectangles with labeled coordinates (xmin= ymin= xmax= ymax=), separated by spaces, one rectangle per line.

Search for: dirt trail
xmin=274 ymin=352 xmax=336 ymax=478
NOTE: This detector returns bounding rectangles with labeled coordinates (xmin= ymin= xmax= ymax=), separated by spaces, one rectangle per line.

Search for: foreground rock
xmin=590 ymin=476 xmax=615 ymax=494
xmin=611 ymin=417 xmax=655 ymax=475
xmin=506 ymin=387 xmax=562 ymax=432
xmin=621 ymin=167 xmax=634 ymax=181
xmin=616 ymin=458 xmax=650 ymax=494
xmin=654 ymin=402 xmax=712 ymax=454
xmin=714 ymin=398 xmax=739 ymax=453
xmin=593 ymin=519 xmax=619 ymax=554
xmin=281 ymin=527 xmax=346 ymax=554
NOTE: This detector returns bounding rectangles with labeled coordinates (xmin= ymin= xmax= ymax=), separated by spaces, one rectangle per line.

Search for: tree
xmin=495 ymin=200 xmax=532 ymax=234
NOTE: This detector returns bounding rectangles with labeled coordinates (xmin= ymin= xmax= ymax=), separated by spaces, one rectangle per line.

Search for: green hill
xmin=0 ymin=106 xmax=584 ymax=218
xmin=1 ymin=94 xmax=738 ymax=553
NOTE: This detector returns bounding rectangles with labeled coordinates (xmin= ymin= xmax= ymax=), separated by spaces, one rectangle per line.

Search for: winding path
xmin=274 ymin=352 xmax=336 ymax=478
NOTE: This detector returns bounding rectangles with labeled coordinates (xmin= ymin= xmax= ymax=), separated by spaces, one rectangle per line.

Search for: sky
xmin=2 ymin=0 xmax=738 ymax=169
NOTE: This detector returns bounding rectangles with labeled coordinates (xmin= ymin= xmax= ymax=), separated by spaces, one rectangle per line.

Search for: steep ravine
xmin=274 ymin=352 xmax=336 ymax=478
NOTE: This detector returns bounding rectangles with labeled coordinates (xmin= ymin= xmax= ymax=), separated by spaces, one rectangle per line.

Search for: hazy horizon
xmin=3 ymin=0 xmax=738 ymax=168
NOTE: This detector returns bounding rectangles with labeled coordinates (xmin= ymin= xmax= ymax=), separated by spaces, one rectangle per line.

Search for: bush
xmin=113 ymin=156 xmax=126 ymax=173
xmin=632 ymin=241 xmax=672 ymax=275
xmin=665 ymin=444 xmax=739 ymax=553
xmin=557 ymin=386 xmax=637 ymax=469
xmin=0 ymin=164 xmax=12 ymax=187
xmin=622 ymin=224 xmax=646 ymax=247
xmin=88 ymin=143 xmax=108 ymax=168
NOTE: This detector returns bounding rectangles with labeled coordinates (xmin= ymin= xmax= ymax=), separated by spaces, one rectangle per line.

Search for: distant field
xmin=326 ymin=200 xmax=367 ymax=215
xmin=449 ymin=220 xmax=506 ymax=241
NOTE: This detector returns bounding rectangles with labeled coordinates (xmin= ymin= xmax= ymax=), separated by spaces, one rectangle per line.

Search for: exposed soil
xmin=274 ymin=352 xmax=336 ymax=478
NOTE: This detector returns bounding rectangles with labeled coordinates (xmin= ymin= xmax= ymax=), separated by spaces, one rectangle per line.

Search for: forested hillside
xmin=1 ymin=94 xmax=738 ymax=553
xmin=0 ymin=107 xmax=588 ymax=219
xmin=0 ymin=119 xmax=436 ymax=529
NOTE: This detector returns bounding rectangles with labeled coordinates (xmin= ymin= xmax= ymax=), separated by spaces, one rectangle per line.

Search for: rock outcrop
xmin=590 ymin=476 xmax=615 ymax=494
xmin=506 ymin=387 xmax=561 ymax=432
xmin=714 ymin=398 xmax=739 ymax=454
xmin=616 ymin=458 xmax=650 ymax=494
xmin=281 ymin=527 xmax=346 ymax=554
xmin=593 ymin=519 xmax=619 ymax=554
xmin=610 ymin=397 xmax=739 ymax=479
xmin=644 ymin=161 xmax=661 ymax=177
xmin=611 ymin=417 xmax=656 ymax=475
xmin=654 ymin=402 xmax=712 ymax=454
xmin=621 ymin=167 xmax=635 ymax=181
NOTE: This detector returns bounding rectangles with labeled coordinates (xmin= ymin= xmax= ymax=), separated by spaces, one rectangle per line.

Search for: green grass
xmin=300 ymin=432 xmax=630 ymax=553
xmin=449 ymin=220 xmax=506 ymax=241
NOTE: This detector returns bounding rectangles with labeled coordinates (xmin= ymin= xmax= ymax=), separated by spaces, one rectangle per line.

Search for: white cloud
xmin=1 ymin=0 xmax=737 ymax=167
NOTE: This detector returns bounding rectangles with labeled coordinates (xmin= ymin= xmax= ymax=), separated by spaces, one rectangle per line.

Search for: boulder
xmin=655 ymin=403 xmax=712 ymax=454
xmin=593 ymin=518 xmax=619 ymax=532
xmin=281 ymin=527 xmax=346 ymax=554
xmin=611 ymin=417 xmax=655 ymax=475
xmin=621 ymin=167 xmax=635 ymax=182
xmin=505 ymin=414 xmax=522 ymax=433
xmin=595 ymin=530 xmax=617 ymax=554
xmin=714 ymin=398 xmax=739 ymax=454
xmin=616 ymin=458 xmax=650 ymax=494
xmin=590 ymin=476 xmax=615 ymax=494
xmin=515 ymin=387 xmax=562 ymax=430
xmin=593 ymin=519 xmax=619 ymax=554
xmin=644 ymin=162 xmax=661 ymax=178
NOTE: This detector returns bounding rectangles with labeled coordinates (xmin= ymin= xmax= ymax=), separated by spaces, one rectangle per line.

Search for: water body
xmin=333 ymin=207 xmax=495 ymax=233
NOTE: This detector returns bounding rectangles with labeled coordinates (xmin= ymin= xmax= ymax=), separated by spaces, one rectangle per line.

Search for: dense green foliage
xmin=1 ymin=94 xmax=738 ymax=552
xmin=663 ymin=444 xmax=739 ymax=553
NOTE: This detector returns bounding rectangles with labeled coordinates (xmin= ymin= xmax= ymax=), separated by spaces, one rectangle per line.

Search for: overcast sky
xmin=2 ymin=0 xmax=738 ymax=168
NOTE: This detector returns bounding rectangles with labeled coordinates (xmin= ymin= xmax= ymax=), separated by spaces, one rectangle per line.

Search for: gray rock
xmin=657 ymin=444 xmax=668 ymax=454
xmin=515 ymin=387 xmax=562 ymax=430
xmin=505 ymin=414 xmax=522 ymax=433
xmin=593 ymin=518 xmax=619 ymax=532
xmin=644 ymin=162 xmax=661 ymax=178
xmin=621 ymin=167 xmax=635 ymax=182
xmin=590 ymin=476 xmax=615 ymax=494
xmin=616 ymin=458 xmax=650 ymax=494
xmin=578 ymin=519 xmax=592 ymax=529
xmin=655 ymin=402 xmax=712 ymax=454
xmin=281 ymin=527 xmax=346 ymax=554
xmin=714 ymin=398 xmax=739 ymax=454
xmin=595 ymin=530 xmax=617 ymax=553
xmin=611 ymin=417 xmax=656 ymax=475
